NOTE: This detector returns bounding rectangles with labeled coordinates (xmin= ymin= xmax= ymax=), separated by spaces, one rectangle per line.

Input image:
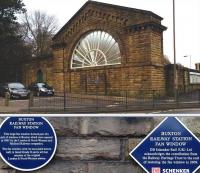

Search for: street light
xmin=173 ymin=0 xmax=178 ymax=100
xmin=184 ymin=55 xmax=192 ymax=69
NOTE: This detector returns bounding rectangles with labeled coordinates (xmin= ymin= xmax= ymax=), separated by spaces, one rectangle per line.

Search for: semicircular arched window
xmin=71 ymin=31 xmax=121 ymax=69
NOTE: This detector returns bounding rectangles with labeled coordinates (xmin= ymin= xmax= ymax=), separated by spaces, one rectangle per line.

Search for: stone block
xmin=0 ymin=117 xmax=5 ymax=124
xmin=153 ymin=117 xmax=165 ymax=128
xmin=80 ymin=117 xmax=153 ymax=137
xmin=0 ymin=159 xmax=9 ymax=169
xmin=88 ymin=162 xmax=144 ymax=173
xmin=17 ymin=160 xmax=87 ymax=173
xmin=56 ymin=138 xmax=121 ymax=160
xmin=125 ymin=138 xmax=143 ymax=160
xmin=179 ymin=117 xmax=200 ymax=136
xmin=0 ymin=170 xmax=16 ymax=173
xmin=46 ymin=117 xmax=79 ymax=136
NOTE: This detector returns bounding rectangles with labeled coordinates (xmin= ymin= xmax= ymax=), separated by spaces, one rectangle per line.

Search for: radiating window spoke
xmin=71 ymin=31 xmax=121 ymax=69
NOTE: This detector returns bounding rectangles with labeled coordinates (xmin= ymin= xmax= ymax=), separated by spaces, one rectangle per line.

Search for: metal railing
xmin=0 ymin=89 xmax=199 ymax=113
xmin=27 ymin=89 xmax=200 ymax=113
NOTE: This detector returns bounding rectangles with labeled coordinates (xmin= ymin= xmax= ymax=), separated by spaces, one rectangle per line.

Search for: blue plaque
xmin=130 ymin=117 xmax=200 ymax=173
xmin=0 ymin=117 xmax=57 ymax=171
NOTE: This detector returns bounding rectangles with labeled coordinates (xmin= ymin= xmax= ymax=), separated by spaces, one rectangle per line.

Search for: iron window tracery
xmin=71 ymin=31 xmax=121 ymax=69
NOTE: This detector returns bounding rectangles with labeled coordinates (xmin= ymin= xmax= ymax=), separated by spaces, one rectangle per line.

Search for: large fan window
xmin=71 ymin=31 xmax=121 ymax=69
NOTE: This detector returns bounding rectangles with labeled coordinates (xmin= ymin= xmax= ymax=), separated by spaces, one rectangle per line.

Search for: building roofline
xmin=53 ymin=0 xmax=163 ymax=40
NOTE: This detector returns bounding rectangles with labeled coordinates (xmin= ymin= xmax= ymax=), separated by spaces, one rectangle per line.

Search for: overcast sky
xmin=22 ymin=0 xmax=200 ymax=69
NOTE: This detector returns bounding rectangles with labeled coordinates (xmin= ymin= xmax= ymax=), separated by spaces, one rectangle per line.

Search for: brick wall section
xmin=165 ymin=64 xmax=200 ymax=94
xmin=22 ymin=57 xmax=53 ymax=87
xmin=52 ymin=1 xmax=167 ymax=96
xmin=1 ymin=117 xmax=200 ymax=173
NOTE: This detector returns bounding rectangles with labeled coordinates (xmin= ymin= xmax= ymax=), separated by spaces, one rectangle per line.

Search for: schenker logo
xmin=152 ymin=167 xmax=160 ymax=173
xmin=152 ymin=168 xmax=190 ymax=173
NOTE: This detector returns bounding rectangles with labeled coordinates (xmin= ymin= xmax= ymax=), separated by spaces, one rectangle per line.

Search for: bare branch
xmin=20 ymin=10 xmax=58 ymax=57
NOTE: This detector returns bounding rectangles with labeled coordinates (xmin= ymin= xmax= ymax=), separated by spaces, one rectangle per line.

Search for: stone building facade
xmin=41 ymin=1 xmax=166 ymax=96
xmin=52 ymin=1 xmax=167 ymax=95
xmin=22 ymin=57 xmax=53 ymax=86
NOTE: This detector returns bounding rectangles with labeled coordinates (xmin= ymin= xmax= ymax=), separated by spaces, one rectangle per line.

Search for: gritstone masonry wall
xmin=0 ymin=117 xmax=200 ymax=173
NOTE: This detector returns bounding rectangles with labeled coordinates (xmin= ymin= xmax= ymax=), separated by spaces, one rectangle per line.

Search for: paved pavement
xmin=0 ymin=97 xmax=29 ymax=113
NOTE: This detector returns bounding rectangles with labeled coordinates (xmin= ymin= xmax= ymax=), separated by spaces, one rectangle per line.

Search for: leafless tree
xmin=21 ymin=11 xmax=58 ymax=57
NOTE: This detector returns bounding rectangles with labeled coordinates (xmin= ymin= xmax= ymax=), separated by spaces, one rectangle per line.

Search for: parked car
xmin=0 ymin=82 xmax=30 ymax=99
xmin=28 ymin=82 xmax=54 ymax=96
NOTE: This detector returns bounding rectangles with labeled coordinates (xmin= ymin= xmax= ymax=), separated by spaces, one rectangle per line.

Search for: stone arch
xmin=70 ymin=31 xmax=121 ymax=69
xmin=67 ymin=27 xmax=126 ymax=70
xmin=65 ymin=28 xmax=125 ymax=95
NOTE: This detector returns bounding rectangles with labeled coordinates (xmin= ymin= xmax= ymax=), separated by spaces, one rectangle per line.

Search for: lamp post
xmin=184 ymin=55 xmax=192 ymax=69
xmin=173 ymin=0 xmax=178 ymax=100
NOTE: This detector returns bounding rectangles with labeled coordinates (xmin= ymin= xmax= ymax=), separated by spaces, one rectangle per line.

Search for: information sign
xmin=130 ymin=117 xmax=200 ymax=173
xmin=0 ymin=117 xmax=57 ymax=171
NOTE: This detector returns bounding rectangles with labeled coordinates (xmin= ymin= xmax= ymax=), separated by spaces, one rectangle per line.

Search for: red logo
xmin=152 ymin=167 xmax=160 ymax=173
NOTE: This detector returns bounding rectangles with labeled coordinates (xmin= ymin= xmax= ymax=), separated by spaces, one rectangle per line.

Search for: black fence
xmin=0 ymin=89 xmax=199 ymax=113
xmin=27 ymin=89 xmax=200 ymax=113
